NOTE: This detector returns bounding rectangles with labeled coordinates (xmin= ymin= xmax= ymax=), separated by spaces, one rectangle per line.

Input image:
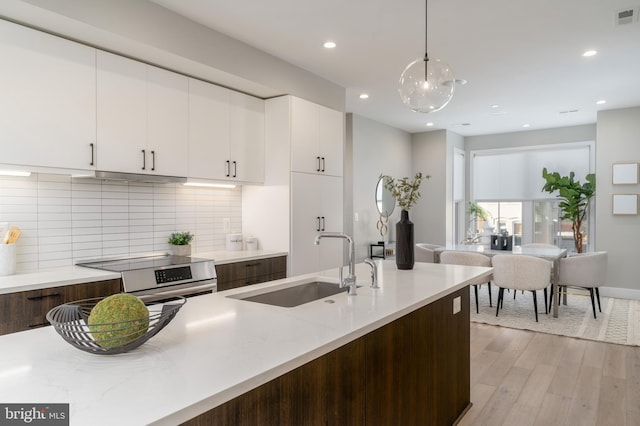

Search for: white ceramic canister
xmin=225 ymin=233 xmax=243 ymax=251
xmin=246 ymin=236 xmax=258 ymax=251
xmin=0 ymin=244 xmax=17 ymax=276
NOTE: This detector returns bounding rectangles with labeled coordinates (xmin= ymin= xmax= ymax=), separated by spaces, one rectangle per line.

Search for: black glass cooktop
xmin=77 ymin=255 xmax=212 ymax=273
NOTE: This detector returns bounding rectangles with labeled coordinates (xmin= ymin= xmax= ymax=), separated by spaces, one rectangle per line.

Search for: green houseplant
xmin=464 ymin=201 xmax=491 ymax=243
xmin=541 ymin=168 xmax=595 ymax=253
xmin=381 ymin=172 xmax=430 ymax=270
xmin=168 ymin=231 xmax=194 ymax=256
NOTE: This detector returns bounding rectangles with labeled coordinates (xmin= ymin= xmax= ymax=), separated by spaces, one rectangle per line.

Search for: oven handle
xmin=137 ymin=281 xmax=217 ymax=302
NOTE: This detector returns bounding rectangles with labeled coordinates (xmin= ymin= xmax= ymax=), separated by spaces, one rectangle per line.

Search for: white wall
xmin=0 ymin=174 xmax=242 ymax=271
xmin=410 ymin=130 xmax=448 ymax=245
xmin=350 ymin=114 xmax=412 ymax=262
xmin=596 ymin=107 xmax=640 ymax=295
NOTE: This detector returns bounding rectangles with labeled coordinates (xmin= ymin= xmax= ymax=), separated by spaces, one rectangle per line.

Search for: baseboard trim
xmin=599 ymin=286 xmax=640 ymax=300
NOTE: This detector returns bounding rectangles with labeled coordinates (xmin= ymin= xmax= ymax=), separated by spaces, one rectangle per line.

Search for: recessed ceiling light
xmin=426 ymin=122 xmax=434 ymax=127
xmin=323 ymin=41 xmax=336 ymax=49
xmin=491 ymin=104 xmax=500 ymax=109
xmin=582 ymin=50 xmax=597 ymax=57
xmin=596 ymin=99 xmax=607 ymax=105
xmin=359 ymin=93 xmax=369 ymax=99
xmin=522 ymin=124 xmax=531 ymax=128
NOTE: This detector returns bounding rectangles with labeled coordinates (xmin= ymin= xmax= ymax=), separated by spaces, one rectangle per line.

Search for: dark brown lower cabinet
xmin=0 ymin=278 xmax=122 ymax=336
xmin=182 ymin=286 xmax=470 ymax=426
xmin=216 ymin=256 xmax=287 ymax=291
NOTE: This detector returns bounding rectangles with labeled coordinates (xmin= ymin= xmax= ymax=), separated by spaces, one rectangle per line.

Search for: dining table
xmin=434 ymin=244 xmax=568 ymax=318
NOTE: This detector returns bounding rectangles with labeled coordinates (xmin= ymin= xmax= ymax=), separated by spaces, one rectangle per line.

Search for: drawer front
xmin=216 ymin=256 xmax=287 ymax=290
xmin=0 ymin=278 xmax=122 ymax=336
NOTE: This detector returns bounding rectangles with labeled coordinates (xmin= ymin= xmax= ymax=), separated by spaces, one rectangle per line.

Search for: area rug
xmin=469 ymin=286 xmax=640 ymax=346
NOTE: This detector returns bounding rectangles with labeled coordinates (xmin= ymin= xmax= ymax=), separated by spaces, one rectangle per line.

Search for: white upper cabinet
xmin=291 ymin=97 xmax=344 ymax=177
xmin=188 ymin=78 xmax=230 ymax=180
xmin=0 ymin=19 xmax=96 ymax=170
xmin=147 ymin=66 xmax=189 ymax=177
xmin=97 ymin=51 xmax=147 ymax=174
xmin=97 ymin=51 xmax=188 ymax=177
xmin=189 ymin=79 xmax=264 ymax=183
xmin=229 ymin=91 xmax=265 ymax=183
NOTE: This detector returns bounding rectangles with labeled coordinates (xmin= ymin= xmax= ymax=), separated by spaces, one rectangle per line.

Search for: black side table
xmin=369 ymin=242 xmax=386 ymax=259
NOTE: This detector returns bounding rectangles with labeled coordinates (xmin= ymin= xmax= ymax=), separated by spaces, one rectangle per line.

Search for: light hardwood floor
xmin=460 ymin=322 xmax=640 ymax=425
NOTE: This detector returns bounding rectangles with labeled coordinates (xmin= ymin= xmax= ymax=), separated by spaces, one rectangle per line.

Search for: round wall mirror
xmin=376 ymin=176 xmax=396 ymax=217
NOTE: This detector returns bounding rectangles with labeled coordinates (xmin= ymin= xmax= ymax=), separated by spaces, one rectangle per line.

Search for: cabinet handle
xmin=316 ymin=216 xmax=321 ymax=232
xmin=226 ymin=160 xmax=231 ymax=177
xmin=245 ymin=263 xmax=261 ymax=267
xmin=316 ymin=156 xmax=321 ymax=172
xmin=27 ymin=293 xmax=61 ymax=301
xmin=151 ymin=150 xmax=156 ymax=171
xmin=321 ymin=216 xmax=326 ymax=231
xmin=142 ymin=149 xmax=146 ymax=170
xmin=233 ymin=161 xmax=237 ymax=178
xmin=321 ymin=157 xmax=326 ymax=172
xmin=90 ymin=143 xmax=95 ymax=166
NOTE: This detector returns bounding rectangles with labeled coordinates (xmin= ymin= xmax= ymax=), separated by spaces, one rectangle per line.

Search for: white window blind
xmin=472 ymin=144 xmax=592 ymax=201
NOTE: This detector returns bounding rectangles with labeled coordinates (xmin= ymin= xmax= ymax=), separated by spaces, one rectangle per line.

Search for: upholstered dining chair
xmin=415 ymin=243 xmax=444 ymax=263
xmin=514 ymin=243 xmax=558 ymax=299
xmin=550 ymin=251 xmax=608 ymax=319
xmin=439 ymin=251 xmax=492 ymax=314
xmin=492 ymin=254 xmax=551 ymax=322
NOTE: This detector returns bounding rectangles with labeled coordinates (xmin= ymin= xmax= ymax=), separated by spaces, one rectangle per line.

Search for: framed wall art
xmin=612 ymin=162 xmax=638 ymax=185
xmin=612 ymin=194 xmax=638 ymax=215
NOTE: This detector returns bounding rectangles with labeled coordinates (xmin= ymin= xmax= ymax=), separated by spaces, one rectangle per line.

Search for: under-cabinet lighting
xmin=0 ymin=170 xmax=31 ymax=177
xmin=184 ymin=181 xmax=236 ymax=189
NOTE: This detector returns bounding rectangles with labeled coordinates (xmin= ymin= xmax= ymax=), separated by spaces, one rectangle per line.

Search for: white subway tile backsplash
xmin=0 ymin=173 xmax=242 ymax=271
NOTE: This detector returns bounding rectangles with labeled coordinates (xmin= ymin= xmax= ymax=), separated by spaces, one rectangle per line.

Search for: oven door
xmin=134 ymin=279 xmax=217 ymax=303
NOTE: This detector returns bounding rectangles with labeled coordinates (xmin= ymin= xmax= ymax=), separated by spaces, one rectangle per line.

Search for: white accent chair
xmin=551 ymin=251 xmax=608 ymax=319
xmin=415 ymin=243 xmax=443 ymax=263
xmin=492 ymin=254 xmax=551 ymax=322
xmin=439 ymin=251 xmax=492 ymax=314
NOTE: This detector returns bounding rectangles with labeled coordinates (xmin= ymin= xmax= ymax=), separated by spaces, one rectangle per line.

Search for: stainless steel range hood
xmin=93 ymin=170 xmax=187 ymax=184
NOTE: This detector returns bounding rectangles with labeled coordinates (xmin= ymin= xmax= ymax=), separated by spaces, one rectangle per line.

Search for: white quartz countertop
xmin=0 ymin=260 xmax=491 ymax=426
xmin=193 ymin=249 xmax=287 ymax=265
xmin=0 ymin=250 xmax=287 ymax=294
xmin=0 ymin=266 xmax=121 ymax=295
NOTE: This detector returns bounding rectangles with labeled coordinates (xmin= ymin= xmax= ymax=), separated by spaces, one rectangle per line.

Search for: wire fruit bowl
xmin=46 ymin=296 xmax=186 ymax=355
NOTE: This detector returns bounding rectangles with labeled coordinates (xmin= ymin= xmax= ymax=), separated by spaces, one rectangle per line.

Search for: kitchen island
xmin=0 ymin=260 xmax=491 ymax=425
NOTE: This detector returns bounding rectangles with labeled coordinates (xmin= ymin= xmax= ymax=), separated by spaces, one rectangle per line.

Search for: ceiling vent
xmin=615 ymin=7 xmax=638 ymax=26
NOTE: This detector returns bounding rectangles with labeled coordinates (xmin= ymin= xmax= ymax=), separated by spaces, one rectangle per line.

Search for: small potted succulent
xmin=168 ymin=231 xmax=194 ymax=257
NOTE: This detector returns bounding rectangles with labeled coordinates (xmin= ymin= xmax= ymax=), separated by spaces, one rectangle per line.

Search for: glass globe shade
xmin=398 ymin=57 xmax=455 ymax=113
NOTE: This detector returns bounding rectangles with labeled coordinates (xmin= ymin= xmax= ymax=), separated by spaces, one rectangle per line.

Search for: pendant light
xmin=398 ymin=0 xmax=454 ymax=113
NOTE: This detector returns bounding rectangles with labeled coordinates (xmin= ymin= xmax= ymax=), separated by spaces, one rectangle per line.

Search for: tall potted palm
xmin=541 ymin=168 xmax=595 ymax=253
xmin=382 ymin=172 xmax=429 ymax=269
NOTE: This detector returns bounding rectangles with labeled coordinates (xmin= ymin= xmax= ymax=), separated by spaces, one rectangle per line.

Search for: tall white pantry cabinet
xmin=243 ymin=96 xmax=344 ymax=277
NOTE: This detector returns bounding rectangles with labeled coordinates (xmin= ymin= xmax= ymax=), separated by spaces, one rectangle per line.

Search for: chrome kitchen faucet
xmin=314 ymin=232 xmax=357 ymax=296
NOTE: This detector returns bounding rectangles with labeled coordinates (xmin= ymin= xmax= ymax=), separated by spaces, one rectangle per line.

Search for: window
xmin=463 ymin=141 xmax=595 ymax=251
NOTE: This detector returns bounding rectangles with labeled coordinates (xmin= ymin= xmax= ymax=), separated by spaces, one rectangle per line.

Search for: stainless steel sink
xmin=229 ymin=280 xmax=348 ymax=307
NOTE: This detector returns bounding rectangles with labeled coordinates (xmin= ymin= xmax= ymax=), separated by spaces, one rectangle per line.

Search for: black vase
xmin=395 ymin=210 xmax=414 ymax=270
